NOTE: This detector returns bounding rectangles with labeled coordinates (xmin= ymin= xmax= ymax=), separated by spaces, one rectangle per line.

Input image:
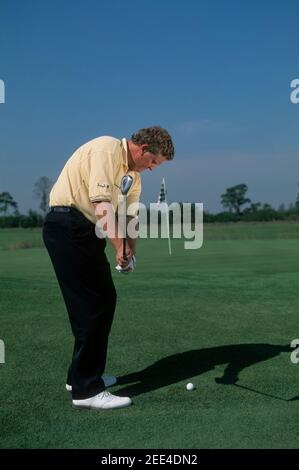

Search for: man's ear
xmin=140 ymin=144 xmax=149 ymax=155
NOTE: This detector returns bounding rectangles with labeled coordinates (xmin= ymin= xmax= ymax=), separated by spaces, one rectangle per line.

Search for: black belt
xmin=50 ymin=206 xmax=72 ymax=213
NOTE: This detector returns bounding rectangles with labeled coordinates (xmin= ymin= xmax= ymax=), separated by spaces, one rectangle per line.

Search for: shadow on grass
xmin=115 ymin=343 xmax=292 ymax=398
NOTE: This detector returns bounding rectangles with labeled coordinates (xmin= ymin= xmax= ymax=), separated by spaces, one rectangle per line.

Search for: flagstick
xmin=163 ymin=177 xmax=172 ymax=256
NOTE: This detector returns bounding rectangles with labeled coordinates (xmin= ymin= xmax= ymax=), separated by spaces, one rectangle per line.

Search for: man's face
xmin=133 ymin=145 xmax=167 ymax=172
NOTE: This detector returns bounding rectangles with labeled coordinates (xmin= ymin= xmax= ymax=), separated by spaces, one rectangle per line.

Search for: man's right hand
xmin=116 ymin=243 xmax=134 ymax=269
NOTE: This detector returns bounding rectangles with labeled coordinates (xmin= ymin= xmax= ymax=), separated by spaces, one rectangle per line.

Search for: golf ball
xmin=186 ymin=382 xmax=196 ymax=391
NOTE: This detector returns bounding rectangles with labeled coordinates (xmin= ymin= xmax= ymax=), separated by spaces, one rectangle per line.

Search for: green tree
xmin=33 ymin=176 xmax=52 ymax=216
xmin=244 ymin=202 xmax=262 ymax=213
xmin=278 ymin=203 xmax=285 ymax=212
xmin=221 ymin=184 xmax=251 ymax=215
xmin=0 ymin=192 xmax=18 ymax=216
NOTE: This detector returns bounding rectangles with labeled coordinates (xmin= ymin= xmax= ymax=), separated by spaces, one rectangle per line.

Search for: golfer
xmin=43 ymin=126 xmax=175 ymax=410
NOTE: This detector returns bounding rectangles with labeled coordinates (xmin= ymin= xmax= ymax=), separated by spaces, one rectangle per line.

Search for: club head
xmin=120 ymin=175 xmax=133 ymax=195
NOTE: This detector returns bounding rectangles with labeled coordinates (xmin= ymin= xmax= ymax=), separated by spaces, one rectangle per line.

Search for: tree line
xmin=205 ymin=183 xmax=299 ymax=222
xmin=0 ymin=181 xmax=299 ymax=228
xmin=0 ymin=177 xmax=52 ymax=228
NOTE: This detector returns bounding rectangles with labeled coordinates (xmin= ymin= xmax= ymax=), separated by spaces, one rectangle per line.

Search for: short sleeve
xmin=88 ymin=151 xmax=116 ymax=203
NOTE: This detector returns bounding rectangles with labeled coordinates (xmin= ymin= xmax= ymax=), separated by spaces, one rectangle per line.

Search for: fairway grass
xmin=0 ymin=224 xmax=299 ymax=448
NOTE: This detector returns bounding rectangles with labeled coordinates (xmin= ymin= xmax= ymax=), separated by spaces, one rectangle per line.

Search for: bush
xmin=0 ymin=210 xmax=44 ymax=228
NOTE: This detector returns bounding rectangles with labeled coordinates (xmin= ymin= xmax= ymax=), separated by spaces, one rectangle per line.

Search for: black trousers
xmin=42 ymin=206 xmax=117 ymax=399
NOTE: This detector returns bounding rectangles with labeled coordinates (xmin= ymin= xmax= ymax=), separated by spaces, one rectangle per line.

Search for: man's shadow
xmin=114 ymin=343 xmax=291 ymax=397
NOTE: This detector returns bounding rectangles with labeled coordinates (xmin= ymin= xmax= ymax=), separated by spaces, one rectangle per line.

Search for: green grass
xmin=0 ymin=228 xmax=43 ymax=250
xmin=0 ymin=223 xmax=299 ymax=448
xmin=203 ymin=220 xmax=299 ymax=240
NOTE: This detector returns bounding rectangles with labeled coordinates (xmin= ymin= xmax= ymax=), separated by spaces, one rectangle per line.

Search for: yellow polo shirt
xmin=49 ymin=136 xmax=141 ymax=224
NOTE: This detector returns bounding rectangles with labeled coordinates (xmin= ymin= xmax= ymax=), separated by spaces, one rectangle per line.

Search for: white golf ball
xmin=186 ymin=382 xmax=196 ymax=391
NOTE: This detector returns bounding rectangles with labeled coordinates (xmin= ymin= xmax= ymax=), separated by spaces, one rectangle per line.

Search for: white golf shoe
xmin=66 ymin=375 xmax=117 ymax=392
xmin=72 ymin=390 xmax=132 ymax=410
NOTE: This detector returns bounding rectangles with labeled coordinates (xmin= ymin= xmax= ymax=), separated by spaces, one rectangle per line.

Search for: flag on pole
xmin=157 ymin=177 xmax=172 ymax=255
xmin=158 ymin=178 xmax=167 ymax=204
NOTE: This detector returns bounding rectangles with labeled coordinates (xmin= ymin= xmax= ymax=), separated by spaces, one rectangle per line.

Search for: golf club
xmin=120 ymin=175 xmax=133 ymax=260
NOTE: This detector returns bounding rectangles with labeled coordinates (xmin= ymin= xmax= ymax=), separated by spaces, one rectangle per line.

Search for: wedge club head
xmin=120 ymin=175 xmax=133 ymax=195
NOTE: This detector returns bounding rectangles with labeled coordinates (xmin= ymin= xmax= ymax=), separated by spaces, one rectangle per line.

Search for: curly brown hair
xmin=131 ymin=126 xmax=175 ymax=160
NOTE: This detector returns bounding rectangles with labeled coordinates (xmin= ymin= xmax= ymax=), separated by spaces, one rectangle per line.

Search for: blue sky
xmin=0 ymin=0 xmax=298 ymax=213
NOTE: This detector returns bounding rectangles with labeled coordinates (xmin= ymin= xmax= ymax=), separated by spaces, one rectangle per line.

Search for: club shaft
xmin=123 ymin=237 xmax=127 ymax=260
